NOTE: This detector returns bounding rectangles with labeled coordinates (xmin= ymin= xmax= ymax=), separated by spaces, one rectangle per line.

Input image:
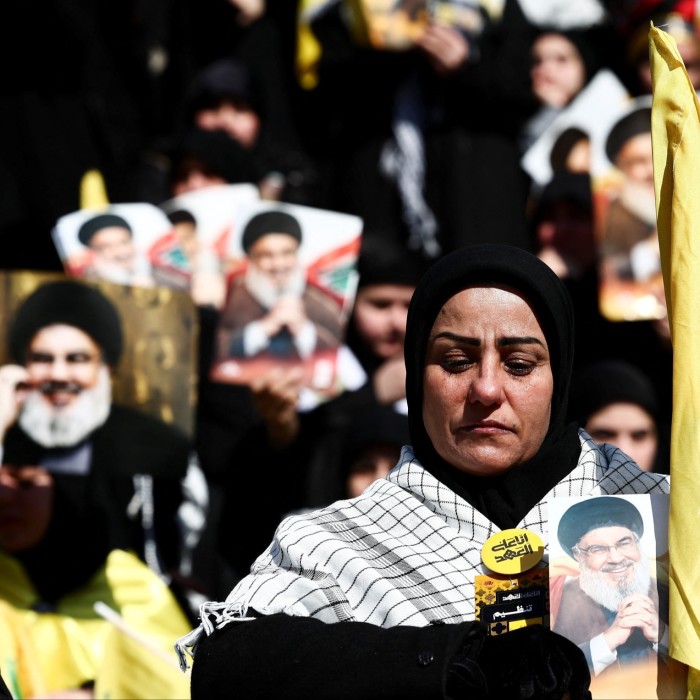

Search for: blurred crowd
xmin=0 ymin=0 xmax=691 ymax=697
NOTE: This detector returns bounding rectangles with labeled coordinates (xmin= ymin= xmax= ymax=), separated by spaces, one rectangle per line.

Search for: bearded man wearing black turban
xmin=0 ymin=279 xmax=192 ymax=578
xmin=216 ymin=208 xmax=345 ymax=362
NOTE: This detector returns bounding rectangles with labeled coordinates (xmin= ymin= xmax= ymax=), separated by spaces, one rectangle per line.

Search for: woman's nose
xmin=468 ymin=362 xmax=504 ymax=405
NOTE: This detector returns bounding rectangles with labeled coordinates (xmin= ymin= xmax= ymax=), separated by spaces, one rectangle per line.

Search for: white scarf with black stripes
xmin=176 ymin=430 xmax=669 ymax=670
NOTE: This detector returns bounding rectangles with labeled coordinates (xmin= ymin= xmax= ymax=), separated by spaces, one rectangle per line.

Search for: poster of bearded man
xmin=548 ymin=493 xmax=682 ymax=699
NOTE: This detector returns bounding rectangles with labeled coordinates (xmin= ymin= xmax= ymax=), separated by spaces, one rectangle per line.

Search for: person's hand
xmin=415 ymin=22 xmax=470 ymax=76
xmin=0 ymin=365 xmax=30 ymax=444
xmin=191 ymin=269 xmax=227 ymax=309
xmin=262 ymin=297 xmax=309 ymax=338
xmin=603 ymin=593 xmax=660 ymax=651
xmin=250 ymin=366 xmax=305 ymax=448
xmin=372 ymin=355 xmax=407 ymax=405
xmin=450 ymin=624 xmax=592 ymax=699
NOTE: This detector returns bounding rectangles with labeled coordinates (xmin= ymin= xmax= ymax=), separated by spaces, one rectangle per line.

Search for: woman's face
xmin=531 ymin=33 xmax=586 ymax=108
xmin=423 ymin=286 xmax=553 ymax=476
xmin=585 ymin=402 xmax=658 ymax=472
xmin=352 ymin=284 xmax=414 ymax=359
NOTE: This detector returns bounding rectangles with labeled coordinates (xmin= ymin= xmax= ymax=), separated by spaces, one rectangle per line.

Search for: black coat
xmin=190 ymin=613 xmax=592 ymax=700
xmin=4 ymin=403 xmax=191 ymax=572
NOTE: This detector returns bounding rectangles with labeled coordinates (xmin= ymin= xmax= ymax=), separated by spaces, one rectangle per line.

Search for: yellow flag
xmin=649 ymin=23 xmax=700 ymax=694
xmin=95 ymin=624 xmax=191 ymax=700
xmin=295 ymin=0 xmax=328 ymax=90
xmin=80 ymin=168 xmax=110 ymax=209
xmin=0 ymin=600 xmax=46 ymax=699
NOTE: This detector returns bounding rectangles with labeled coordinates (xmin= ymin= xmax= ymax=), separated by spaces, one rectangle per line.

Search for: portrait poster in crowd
xmin=298 ymin=0 xmax=486 ymax=52
xmin=590 ymin=96 xmax=666 ymax=323
xmin=157 ymin=184 xmax=261 ymax=309
xmin=51 ymin=203 xmax=172 ymax=290
xmin=521 ymin=69 xmax=631 ymax=189
xmin=210 ymin=200 xmax=363 ymax=408
xmin=548 ymin=493 xmax=672 ymax=700
xmin=0 ymin=271 xmax=198 ymax=437
xmin=349 ymin=0 xmax=487 ymax=50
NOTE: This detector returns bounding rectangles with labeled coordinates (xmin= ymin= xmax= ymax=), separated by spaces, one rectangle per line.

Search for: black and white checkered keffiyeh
xmin=380 ymin=73 xmax=441 ymax=260
xmin=176 ymin=429 xmax=668 ymax=669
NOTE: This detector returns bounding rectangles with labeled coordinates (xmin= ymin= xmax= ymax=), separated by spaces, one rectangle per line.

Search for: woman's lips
xmin=462 ymin=421 xmax=511 ymax=433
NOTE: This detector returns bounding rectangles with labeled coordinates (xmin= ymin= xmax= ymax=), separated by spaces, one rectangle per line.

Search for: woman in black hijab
xmin=568 ymin=358 xmax=670 ymax=474
xmin=180 ymin=244 xmax=669 ymax=700
xmin=405 ymin=242 xmax=581 ymax=529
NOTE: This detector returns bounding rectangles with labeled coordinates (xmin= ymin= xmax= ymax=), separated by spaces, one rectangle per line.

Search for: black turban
xmin=557 ymin=496 xmax=644 ymax=557
xmin=241 ymin=210 xmax=302 ymax=253
xmin=8 ymin=280 xmax=123 ymax=366
xmin=78 ymin=213 xmax=132 ymax=247
xmin=605 ymin=106 xmax=651 ymax=165
xmin=167 ymin=209 xmax=197 ymax=227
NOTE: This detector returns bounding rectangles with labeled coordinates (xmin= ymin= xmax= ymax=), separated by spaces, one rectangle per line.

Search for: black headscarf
xmin=568 ymin=359 xmax=659 ymax=427
xmin=568 ymin=358 xmax=669 ymax=475
xmin=404 ymin=244 xmax=581 ymax=528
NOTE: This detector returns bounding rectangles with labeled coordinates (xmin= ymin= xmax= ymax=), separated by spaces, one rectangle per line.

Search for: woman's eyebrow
xmin=429 ymin=332 xmax=546 ymax=349
xmin=430 ymin=331 xmax=480 ymax=346
xmin=498 ymin=336 xmax=546 ymax=348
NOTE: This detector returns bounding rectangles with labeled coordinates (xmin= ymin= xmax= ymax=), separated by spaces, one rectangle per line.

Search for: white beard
xmin=244 ymin=263 xmax=306 ymax=309
xmin=619 ymin=180 xmax=657 ymax=227
xmin=92 ymin=257 xmax=137 ymax=284
xmin=578 ymin=557 xmax=651 ymax=612
xmin=18 ymin=367 xmax=112 ymax=448
xmin=91 ymin=255 xmax=153 ymax=286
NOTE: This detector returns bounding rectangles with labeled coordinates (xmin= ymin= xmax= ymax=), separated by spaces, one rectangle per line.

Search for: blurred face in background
xmin=172 ymin=164 xmax=228 ymax=197
xmin=585 ymin=402 xmax=658 ymax=472
xmin=25 ymin=325 xmax=103 ymax=410
xmin=614 ymin=132 xmax=654 ymax=194
xmin=563 ymin=137 xmax=591 ymax=173
xmin=352 ymin=284 xmax=414 ymax=360
xmin=531 ymin=33 xmax=587 ymax=108
xmin=247 ymin=233 xmax=301 ymax=293
xmin=89 ymin=226 xmax=138 ymax=275
xmin=195 ymin=99 xmax=261 ymax=149
xmin=20 ymin=325 xmax=112 ymax=447
xmin=346 ymin=443 xmax=400 ymax=498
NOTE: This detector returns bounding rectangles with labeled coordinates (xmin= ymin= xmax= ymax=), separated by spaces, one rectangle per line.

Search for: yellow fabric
xmin=0 ymin=549 xmax=191 ymax=698
xmin=649 ymin=23 xmax=700 ymax=696
xmin=0 ymin=599 xmax=45 ymax=699
xmin=96 ymin=625 xmax=190 ymax=700
xmin=295 ymin=1 xmax=505 ymax=90
xmin=296 ymin=0 xmax=328 ymax=89
xmin=80 ymin=169 xmax=110 ymax=209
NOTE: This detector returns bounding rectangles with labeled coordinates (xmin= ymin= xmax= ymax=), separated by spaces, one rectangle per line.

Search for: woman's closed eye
xmin=439 ymin=351 xmax=475 ymax=372
xmin=504 ymin=357 xmax=538 ymax=376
